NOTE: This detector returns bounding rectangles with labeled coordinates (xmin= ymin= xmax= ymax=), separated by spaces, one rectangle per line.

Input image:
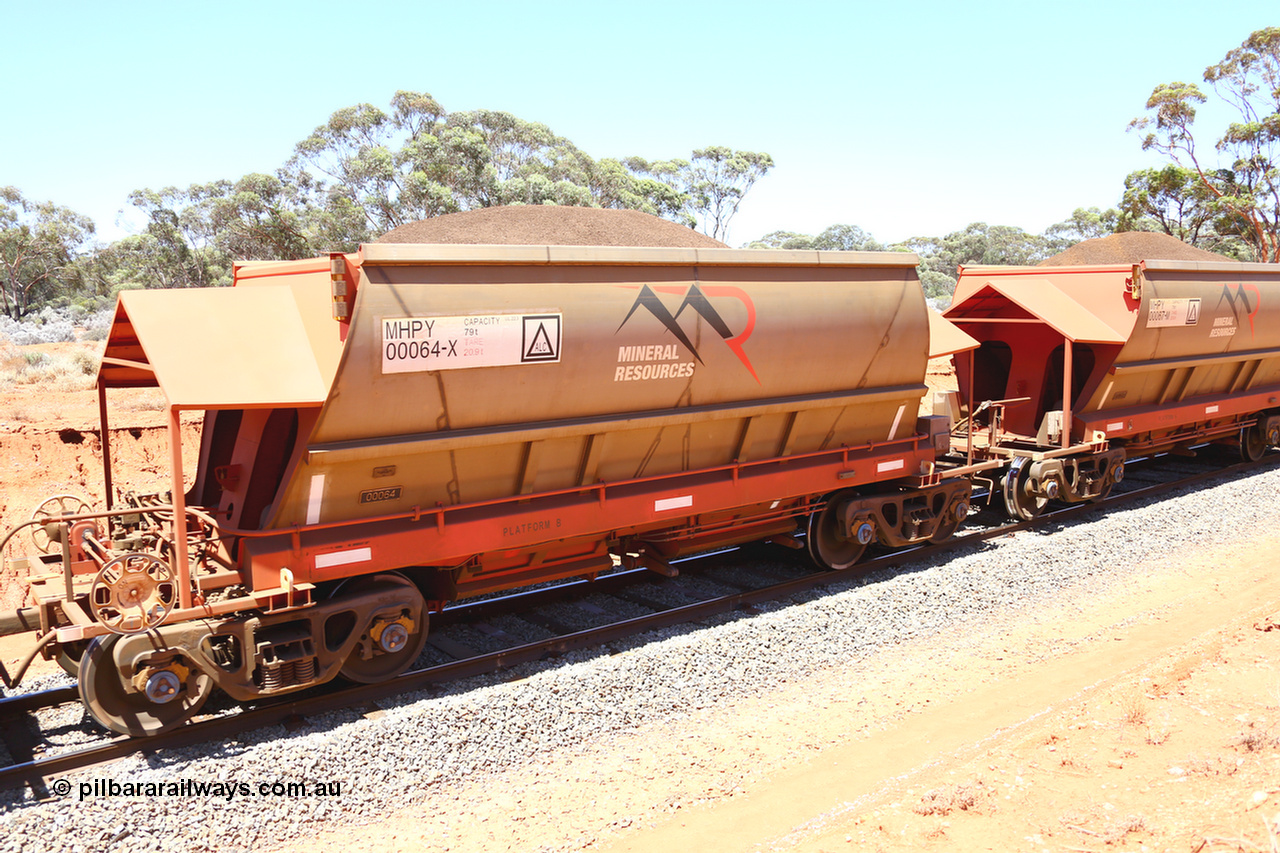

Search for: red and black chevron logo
xmin=617 ymin=283 xmax=759 ymax=382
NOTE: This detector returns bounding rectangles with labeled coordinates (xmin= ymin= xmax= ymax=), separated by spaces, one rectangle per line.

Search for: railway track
xmin=2 ymin=450 xmax=1275 ymax=795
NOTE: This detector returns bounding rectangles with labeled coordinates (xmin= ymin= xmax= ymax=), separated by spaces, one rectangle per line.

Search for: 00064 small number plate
xmin=359 ymin=486 xmax=402 ymax=504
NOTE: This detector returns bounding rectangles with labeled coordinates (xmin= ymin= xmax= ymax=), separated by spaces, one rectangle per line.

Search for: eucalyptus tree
xmin=111 ymin=92 xmax=775 ymax=295
xmin=680 ymin=147 xmax=774 ymax=242
xmin=743 ymin=230 xmax=818 ymax=249
xmin=1043 ymin=207 xmax=1124 ymax=249
xmin=126 ymin=186 xmax=230 ymax=288
xmin=743 ymin=224 xmax=883 ymax=252
xmin=0 ymin=186 xmax=94 ymax=318
xmin=290 ymin=92 xmax=773 ymax=243
xmin=1118 ymin=166 xmax=1254 ymax=260
xmin=1129 ymin=27 xmax=1280 ymax=262
xmin=287 ymin=91 xmax=738 ymax=242
xmin=811 ymin=223 xmax=884 ymax=252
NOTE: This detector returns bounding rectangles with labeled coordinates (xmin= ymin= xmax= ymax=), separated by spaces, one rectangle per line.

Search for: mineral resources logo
xmin=1217 ymin=282 xmax=1261 ymax=337
xmin=615 ymin=283 xmax=759 ymax=383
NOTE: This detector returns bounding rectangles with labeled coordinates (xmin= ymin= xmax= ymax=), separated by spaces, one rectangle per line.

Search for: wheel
xmin=55 ymin=639 xmax=90 ymax=676
xmin=1240 ymin=421 xmax=1267 ymax=463
xmin=805 ymin=495 xmax=868 ymax=571
xmin=1086 ymin=457 xmax=1124 ymax=505
xmin=89 ymin=553 xmax=177 ymax=634
xmin=338 ymin=574 xmax=429 ymax=684
xmin=1002 ymin=458 xmax=1048 ymax=521
xmin=29 ymin=494 xmax=92 ymax=554
xmin=78 ymin=635 xmax=213 ymax=736
xmin=930 ymin=497 xmax=969 ymax=543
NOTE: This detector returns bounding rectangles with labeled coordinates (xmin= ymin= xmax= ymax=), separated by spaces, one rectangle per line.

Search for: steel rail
xmin=2 ymin=452 xmax=1275 ymax=794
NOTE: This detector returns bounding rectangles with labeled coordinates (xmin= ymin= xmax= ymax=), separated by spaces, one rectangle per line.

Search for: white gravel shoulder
xmin=2 ymin=462 xmax=1278 ymax=853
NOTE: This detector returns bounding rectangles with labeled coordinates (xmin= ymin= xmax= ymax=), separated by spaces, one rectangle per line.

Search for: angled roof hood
xmin=926 ymin=308 xmax=981 ymax=358
xmin=98 ymin=286 xmax=340 ymax=409
xmin=943 ymin=276 xmax=1127 ymax=344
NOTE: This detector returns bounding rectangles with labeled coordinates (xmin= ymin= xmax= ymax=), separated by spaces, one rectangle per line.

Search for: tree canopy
xmin=0 ymin=187 xmax=94 ymax=318
xmin=278 ymin=92 xmax=772 ymax=249
xmin=1117 ymin=165 xmax=1253 ymax=259
xmin=744 ymin=223 xmax=884 ymax=252
xmin=749 ymin=210 xmax=1139 ymax=305
xmin=67 ymin=91 xmax=774 ymax=305
xmin=10 ymin=34 xmax=1280 ymax=328
xmin=1129 ymin=27 xmax=1280 ymax=262
xmin=3 ymin=92 xmax=781 ymax=319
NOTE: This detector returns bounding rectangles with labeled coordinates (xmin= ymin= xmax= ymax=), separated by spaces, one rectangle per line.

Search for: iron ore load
xmin=0 ymin=214 xmax=976 ymax=735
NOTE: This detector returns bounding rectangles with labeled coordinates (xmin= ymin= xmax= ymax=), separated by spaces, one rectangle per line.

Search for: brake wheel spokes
xmin=90 ymin=553 xmax=177 ymax=634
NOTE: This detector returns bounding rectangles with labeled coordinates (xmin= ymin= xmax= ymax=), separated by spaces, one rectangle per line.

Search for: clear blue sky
xmin=3 ymin=0 xmax=1276 ymax=247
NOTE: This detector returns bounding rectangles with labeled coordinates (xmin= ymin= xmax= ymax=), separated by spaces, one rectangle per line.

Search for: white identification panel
xmin=1146 ymin=298 xmax=1200 ymax=328
xmin=382 ymin=313 xmax=561 ymax=374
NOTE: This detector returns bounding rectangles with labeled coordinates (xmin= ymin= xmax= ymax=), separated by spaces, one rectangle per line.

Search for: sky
xmin=3 ymin=1 xmax=1277 ymax=248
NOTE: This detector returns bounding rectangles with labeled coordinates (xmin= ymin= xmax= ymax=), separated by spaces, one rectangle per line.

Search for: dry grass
xmin=912 ymin=781 xmax=986 ymax=816
xmin=1189 ymin=818 xmax=1280 ymax=853
xmin=1060 ymin=808 xmax=1148 ymax=845
xmin=1183 ymin=755 xmax=1242 ymax=777
xmin=1118 ymin=688 xmax=1149 ymax=727
xmin=1231 ymin=722 xmax=1280 ymax=753
xmin=0 ymin=341 xmax=99 ymax=392
xmin=97 ymin=385 xmax=171 ymax=414
xmin=114 ymin=390 xmax=167 ymax=412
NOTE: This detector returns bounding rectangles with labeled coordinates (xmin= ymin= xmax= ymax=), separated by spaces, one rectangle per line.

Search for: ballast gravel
xmin=2 ymin=462 xmax=1279 ymax=853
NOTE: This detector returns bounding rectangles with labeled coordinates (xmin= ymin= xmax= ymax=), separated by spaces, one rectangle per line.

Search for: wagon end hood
xmin=926 ymin=309 xmax=980 ymax=358
xmin=943 ymin=275 xmax=1130 ymax=344
xmin=97 ymin=284 xmax=344 ymax=409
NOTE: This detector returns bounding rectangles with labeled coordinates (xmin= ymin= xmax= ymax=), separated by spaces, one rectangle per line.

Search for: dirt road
xmin=265 ymin=532 xmax=1280 ymax=853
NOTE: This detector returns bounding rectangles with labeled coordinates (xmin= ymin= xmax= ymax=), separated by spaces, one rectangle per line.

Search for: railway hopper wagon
xmin=942 ymin=259 xmax=1280 ymax=519
xmin=0 ymin=244 xmax=973 ymax=735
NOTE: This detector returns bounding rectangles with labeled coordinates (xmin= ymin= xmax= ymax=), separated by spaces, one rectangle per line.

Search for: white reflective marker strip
xmin=876 ymin=458 xmax=905 ymax=474
xmin=655 ymin=495 xmax=693 ymax=512
xmin=1099 ymin=381 xmax=1114 ymax=408
xmin=315 ymin=547 xmax=372 ymax=570
xmin=887 ymin=404 xmax=905 ymax=441
xmin=306 ymin=474 xmax=325 ymax=525
xmin=1206 ymin=405 xmax=1220 ymax=414
xmin=1107 ymin=421 xmax=1125 ymax=432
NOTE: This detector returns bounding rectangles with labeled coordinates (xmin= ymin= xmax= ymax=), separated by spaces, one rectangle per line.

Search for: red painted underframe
xmin=1078 ymin=385 xmax=1280 ymax=440
xmin=243 ymin=437 xmax=935 ymax=590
